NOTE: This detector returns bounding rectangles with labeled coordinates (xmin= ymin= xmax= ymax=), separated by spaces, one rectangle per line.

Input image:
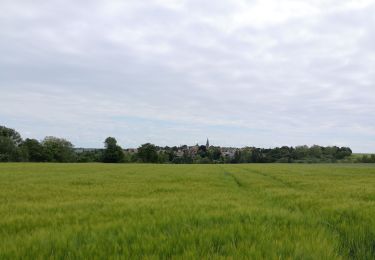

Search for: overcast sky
xmin=1 ymin=0 xmax=374 ymax=151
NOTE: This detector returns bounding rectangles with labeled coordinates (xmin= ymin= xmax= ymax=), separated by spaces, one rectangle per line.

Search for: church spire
xmin=206 ymin=138 xmax=209 ymax=149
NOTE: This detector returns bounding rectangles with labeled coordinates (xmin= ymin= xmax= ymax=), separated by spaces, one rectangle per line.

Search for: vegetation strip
xmin=3 ymin=125 xmax=374 ymax=164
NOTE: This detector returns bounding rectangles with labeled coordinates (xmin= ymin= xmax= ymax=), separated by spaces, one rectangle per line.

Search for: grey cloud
xmin=0 ymin=0 xmax=374 ymax=151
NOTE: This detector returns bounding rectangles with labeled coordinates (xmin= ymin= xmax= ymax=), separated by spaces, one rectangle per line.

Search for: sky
xmin=1 ymin=0 xmax=375 ymax=152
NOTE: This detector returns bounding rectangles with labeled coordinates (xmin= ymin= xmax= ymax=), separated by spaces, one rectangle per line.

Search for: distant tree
xmin=357 ymin=154 xmax=375 ymax=163
xmin=137 ymin=143 xmax=158 ymax=163
xmin=233 ymin=150 xmax=242 ymax=163
xmin=76 ymin=150 xmax=103 ymax=163
xmin=182 ymin=151 xmax=193 ymax=163
xmin=198 ymin=145 xmax=208 ymax=158
xmin=250 ymin=148 xmax=264 ymax=163
xmin=0 ymin=126 xmax=22 ymax=146
xmin=157 ymin=151 xmax=169 ymax=163
xmin=42 ymin=136 xmax=75 ymax=162
xmin=360 ymin=155 xmax=370 ymax=163
xmin=294 ymin=145 xmax=309 ymax=160
xmin=102 ymin=137 xmax=125 ymax=163
xmin=239 ymin=147 xmax=253 ymax=163
xmin=167 ymin=150 xmax=176 ymax=162
xmin=322 ymin=146 xmax=338 ymax=158
xmin=208 ymin=147 xmax=222 ymax=161
xmin=0 ymin=126 xmax=24 ymax=161
xmin=198 ymin=157 xmax=211 ymax=164
xmin=21 ymin=138 xmax=45 ymax=162
xmin=335 ymin=147 xmax=352 ymax=159
xmin=309 ymin=145 xmax=322 ymax=158
xmin=280 ymin=146 xmax=293 ymax=163
xmin=0 ymin=136 xmax=21 ymax=161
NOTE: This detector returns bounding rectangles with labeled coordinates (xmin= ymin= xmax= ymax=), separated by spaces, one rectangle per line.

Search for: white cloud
xmin=0 ymin=0 xmax=375 ymax=152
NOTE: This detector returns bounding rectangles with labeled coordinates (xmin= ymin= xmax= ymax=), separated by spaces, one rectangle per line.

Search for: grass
xmin=0 ymin=163 xmax=375 ymax=259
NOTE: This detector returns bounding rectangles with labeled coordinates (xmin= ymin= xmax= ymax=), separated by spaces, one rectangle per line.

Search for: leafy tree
xmin=240 ymin=147 xmax=253 ymax=163
xmin=251 ymin=148 xmax=264 ymax=163
xmin=198 ymin=145 xmax=208 ymax=158
xmin=42 ymin=136 xmax=75 ymax=162
xmin=182 ymin=151 xmax=193 ymax=163
xmin=0 ymin=126 xmax=23 ymax=161
xmin=166 ymin=149 xmax=176 ymax=162
xmin=233 ymin=150 xmax=242 ymax=163
xmin=208 ymin=147 xmax=222 ymax=161
xmin=76 ymin=150 xmax=103 ymax=163
xmin=294 ymin=145 xmax=309 ymax=160
xmin=21 ymin=138 xmax=45 ymax=162
xmin=0 ymin=126 xmax=22 ymax=146
xmin=157 ymin=151 xmax=169 ymax=163
xmin=309 ymin=145 xmax=322 ymax=158
xmin=322 ymin=146 xmax=338 ymax=158
xmin=198 ymin=157 xmax=211 ymax=164
xmin=0 ymin=136 xmax=21 ymax=161
xmin=336 ymin=147 xmax=352 ymax=159
xmin=357 ymin=154 xmax=375 ymax=163
xmin=103 ymin=137 xmax=125 ymax=163
xmin=137 ymin=143 xmax=158 ymax=163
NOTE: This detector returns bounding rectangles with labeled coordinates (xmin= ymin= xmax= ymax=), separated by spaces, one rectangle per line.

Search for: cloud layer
xmin=1 ymin=0 xmax=375 ymax=151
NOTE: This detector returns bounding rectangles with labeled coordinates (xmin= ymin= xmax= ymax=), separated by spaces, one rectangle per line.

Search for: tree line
xmin=0 ymin=125 xmax=368 ymax=164
xmin=354 ymin=154 xmax=375 ymax=163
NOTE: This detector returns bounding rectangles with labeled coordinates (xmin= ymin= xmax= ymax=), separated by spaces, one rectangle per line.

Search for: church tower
xmin=206 ymin=138 xmax=209 ymax=149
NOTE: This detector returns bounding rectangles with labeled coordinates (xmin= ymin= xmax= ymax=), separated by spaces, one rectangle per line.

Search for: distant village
xmin=74 ymin=138 xmax=356 ymax=164
xmin=128 ymin=139 xmax=237 ymax=159
xmin=76 ymin=139 xmax=239 ymax=161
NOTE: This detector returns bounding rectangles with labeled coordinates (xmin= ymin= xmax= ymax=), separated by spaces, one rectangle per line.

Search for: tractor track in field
xmin=218 ymin=166 xmax=243 ymax=187
xmin=235 ymin=166 xmax=296 ymax=189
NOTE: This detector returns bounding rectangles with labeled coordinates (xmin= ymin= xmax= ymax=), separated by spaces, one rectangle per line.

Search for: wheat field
xmin=0 ymin=163 xmax=374 ymax=259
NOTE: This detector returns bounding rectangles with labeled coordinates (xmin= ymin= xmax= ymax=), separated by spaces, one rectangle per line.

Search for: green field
xmin=0 ymin=164 xmax=374 ymax=259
